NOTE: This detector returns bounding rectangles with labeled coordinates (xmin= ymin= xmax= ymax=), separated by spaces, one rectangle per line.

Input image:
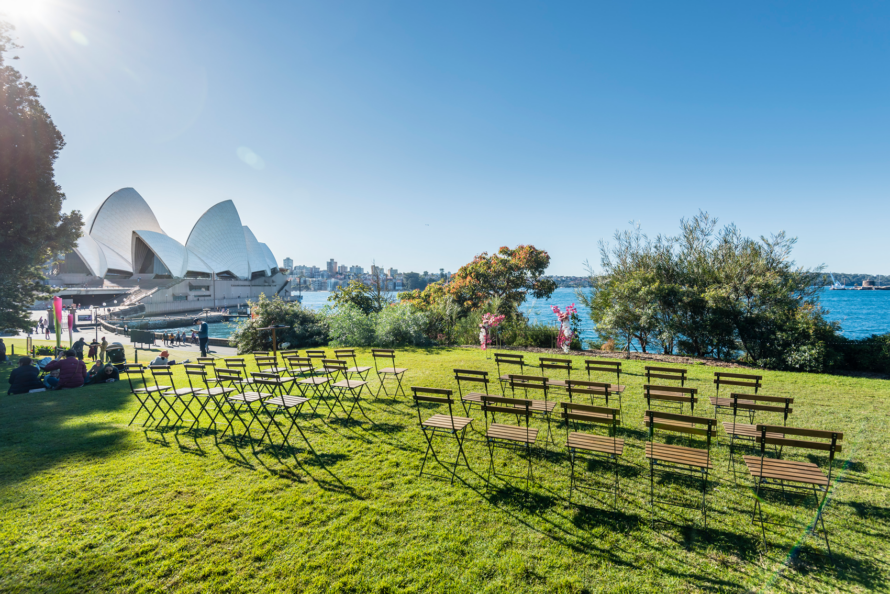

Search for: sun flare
xmin=0 ymin=0 xmax=49 ymax=20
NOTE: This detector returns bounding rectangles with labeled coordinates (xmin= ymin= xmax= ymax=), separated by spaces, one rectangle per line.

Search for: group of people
xmin=163 ymin=330 xmax=198 ymax=347
xmin=67 ymin=336 xmax=109 ymax=363
xmin=6 ymin=350 xmax=120 ymax=394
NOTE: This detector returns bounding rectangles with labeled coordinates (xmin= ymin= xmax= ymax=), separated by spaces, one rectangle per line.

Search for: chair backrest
xmin=481 ymin=394 xmax=533 ymax=418
xmin=561 ymin=402 xmax=620 ymax=434
xmin=252 ymin=351 xmax=270 ymax=363
xmin=454 ymin=369 xmax=489 ymax=393
xmin=411 ymin=386 xmax=458 ymax=429
xmin=371 ymin=349 xmax=396 ymax=371
xmin=121 ymin=363 xmax=147 ymax=392
xmin=321 ymin=358 xmax=347 ymax=374
xmin=585 ymin=359 xmax=621 ymax=381
xmin=715 ymin=371 xmax=762 ymax=393
xmin=286 ymin=356 xmax=315 ymax=375
xmin=645 ymin=410 xmax=717 ymax=444
xmin=730 ymin=393 xmax=793 ymax=426
xmin=494 ymin=353 xmax=524 ymax=375
xmin=644 ymin=384 xmax=697 ymax=411
xmin=184 ymin=363 xmax=209 ymax=390
xmin=305 ymin=350 xmax=326 ymax=361
xmin=255 ymin=356 xmax=278 ymax=372
xmin=565 ymin=379 xmax=611 ymax=404
xmin=645 ymin=366 xmax=687 ymax=385
xmin=508 ymin=374 xmax=549 ymax=396
xmin=215 ymin=367 xmax=243 ymax=389
xmin=196 ymin=357 xmax=216 ymax=369
xmin=278 ymin=350 xmax=299 ymax=358
xmin=756 ymin=425 xmax=843 ymax=482
xmin=224 ymin=358 xmax=248 ymax=371
xmin=334 ymin=349 xmax=359 ymax=367
xmin=149 ymin=364 xmax=175 ymax=387
xmin=251 ymin=371 xmax=281 ymax=387
xmin=538 ymin=357 xmax=572 ymax=377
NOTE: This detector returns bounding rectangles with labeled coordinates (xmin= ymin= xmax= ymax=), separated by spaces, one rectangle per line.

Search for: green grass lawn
xmin=1 ymin=339 xmax=889 ymax=593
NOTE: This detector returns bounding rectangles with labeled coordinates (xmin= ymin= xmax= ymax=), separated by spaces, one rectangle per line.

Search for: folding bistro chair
xmin=562 ymin=402 xmax=624 ymax=507
xmin=507 ymin=375 xmax=557 ymax=443
xmin=289 ymin=357 xmax=332 ymax=414
xmin=724 ymin=393 xmax=793 ymax=470
xmin=196 ymin=357 xmax=223 ymax=387
xmin=412 ymin=387 xmax=473 ymax=484
xmin=256 ymin=355 xmax=288 ymax=375
xmin=223 ymin=358 xmax=254 ymax=389
xmin=711 ymin=372 xmax=763 ymax=419
xmin=124 ymin=363 xmax=170 ymax=426
xmin=285 ymin=356 xmax=316 ymax=378
xmin=453 ymin=369 xmax=491 ymax=417
xmin=251 ymin=351 xmax=270 ymax=365
xmin=481 ymin=395 xmax=538 ymax=491
xmin=538 ymin=357 xmax=573 ymax=394
xmin=215 ymin=368 xmax=268 ymax=441
xmin=324 ymin=359 xmax=370 ymax=422
xmin=305 ymin=350 xmax=327 ymax=372
xmin=645 ymin=410 xmax=717 ymax=528
xmin=334 ymin=349 xmax=372 ymax=381
xmin=149 ymin=365 xmax=199 ymax=428
xmin=371 ymin=349 xmax=408 ymax=398
xmin=278 ymin=349 xmax=299 ymax=360
xmin=494 ymin=353 xmax=525 ymax=395
xmin=645 ymin=366 xmax=687 ymax=386
xmin=643 ymin=384 xmax=698 ymax=417
xmin=254 ymin=384 xmax=313 ymax=460
xmin=183 ymin=363 xmax=234 ymax=434
xmin=746 ymin=425 xmax=843 ymax=558
xmin=566 ymin=379 xmax=620 ymax=420
xmin=585 ymin=359 xmax=624 ymax=392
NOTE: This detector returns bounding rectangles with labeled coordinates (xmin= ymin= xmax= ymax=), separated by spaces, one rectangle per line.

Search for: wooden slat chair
xmin=196 ymin=357 xmax=219 ymax=382
xmin=507 ymin=375 xmax=557 ymax=443
xmin=643 ymin=384 xmax=698 ymax=420
xmin=645 ymin=410 xmax=717 ymax=528
xmin=251 ymin=351 xmax=270 ymax=366
xmin=334 ymin=349 xmax=372 ymax=380
xmin=538 ymin=357 xmax=573 ymax=393
xmin=305 ymin=350 xmax=327 ymax=373
xmin=371 ymin=349 xmax=408 ymax=398
xmin=724 ymin=393 xmax=793 ymax=469
xmin=250 ymin=371 xmax=296 ymax=400
xmin=411 ymin=387 xmax=473 ymax=484
xmin=481 ymin=395 xmax=538 ymax=491
xmin=494 ymin=353 xmax=525 ymax=395
xmin=255 ymin=387 xmax=313 ymax=460
xmin=150 ymin=365 xmax=199 ymax=428
xmin=256 ymin=355 xmax=288 ymax=375
xmin=566 ymin=379 xmax=621 ymax=420
xmin=453 ymin=369 xmax=491 ymax=417
xmin=645 ymin=366 xmax=687 ymax=386
xmin=289 ymin=357 xmax=333 ymax=414
xmin=123 ymin=363 xmax=169 ymax=426
xmin=215 ymin=368 xmax=268 ymax=441
xmin=711 ymin=372 xmax=763 ymax=418
xmin=323 ymin=359 xmax=371 ymax=422
xmin=183 ymin=363 xmax=234 ymax=434
xmin=278 ymin=349 xmax=299 ymax=360
xmin=585 ymin=359 xmax=625 ymax=394
xmin=223 ymin=358 xmax=254 ymax=389
xmin=746 ymin=426 xmax=843 ymax=557
xmin=562 ymin=402 xmax=624 ymax=507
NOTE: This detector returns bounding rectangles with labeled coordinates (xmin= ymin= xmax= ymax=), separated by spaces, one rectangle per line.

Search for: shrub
xmin=230 ymin=294 xmax=328 ymax=353
xmin=375 ymin=304 xmax=432 ymax=347
xmin=324 ymin=303 xmax=375 ymax=347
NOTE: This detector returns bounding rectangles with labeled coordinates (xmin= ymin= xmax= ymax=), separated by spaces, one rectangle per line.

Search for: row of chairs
xmin=413 ymin=371 xmax=841 ymax=558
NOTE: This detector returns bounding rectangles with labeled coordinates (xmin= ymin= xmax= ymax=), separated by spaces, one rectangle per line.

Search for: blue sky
xmin=2 ymin=1 xmax=889 ymax=276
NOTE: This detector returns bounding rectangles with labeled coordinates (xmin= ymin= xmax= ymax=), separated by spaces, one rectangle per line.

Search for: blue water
xmin=180 ymin=288 xmax=890 ymax=341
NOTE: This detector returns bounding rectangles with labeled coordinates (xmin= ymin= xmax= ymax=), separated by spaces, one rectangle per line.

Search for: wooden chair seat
xmin=227 ymin=392 xmax=266 ymax=403
xmin=422 ymin=414 xmax=473 ymax=432
xmin=195 ymin=387 xmax=235 ymax=397
xmin=256 ymin=376 xmax=295 ymax=385
xmin=522 ymin=399 xmax=556 ymax=414
xmin=332 ymin=379 xmax=368 ymax=389
xmin=346 ymin=366 xmax=372 ymax=374
xmin=722 ymin=422 xmax=784 ymax=439
xmin=460 ymin=391 xmax=487 ymax=403
xmin=378 ymin=367 xmax=407 ymax=374
xmin=647 ymin=389 xmax=695 ymax=401
xmin=710 ymin=396 xmax=755 ymax=407
xmin=264 ymin=395 xmax=309 ymax=409
xmin=567 ymin=432 xmax=624 ymax=455
xmin=645 ymin=442 xmax=712 ymax=469
xmin=298 ymin=377 xmax=330 ymax=386
xmin=487 ymin=423 xmax=538 ymax=444
xmin=164 ymin=388 xmax=195 ymax=396
xmin=571 ymin=409 xmax=616 ymax=422
xmin=743 ymin=456 xmax=829 ymax=486
xmin=546 ymin=379 xmax=569 ymax=388
xmin=135 ymin=385 xmax=171 ymax=394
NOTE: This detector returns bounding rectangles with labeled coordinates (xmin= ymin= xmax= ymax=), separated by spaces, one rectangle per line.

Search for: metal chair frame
xmin=323 ymin=359 xmax=370 ymax=422
xmin=371 ymin=349 xmax=408 ymax=398
xmin=183 ymin=364 xmax=234 ymax=434
xmin=562 ymin=402 xmax=623 ymax=507
xmin=494 ymin=353 xmax=525 ymax=395
xmin=412 ymin=387 xmax=473 ymax=484
xmin=507 ymin=374 xmax=555 ymax=443
xmin=566 ymin=379 xmax=620 ymax=420
xmin=453 ymin=368 xmax=491 ymax=418
xmin=481 ymin=395 xmax=537 ymax=491
xmin=334 ymin=349 xmax=372 ymax=381
xmin=124 ymin=364 xmax=169 ymax=426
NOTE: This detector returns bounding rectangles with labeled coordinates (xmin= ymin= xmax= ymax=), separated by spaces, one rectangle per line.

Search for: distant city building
xmin=327 ymin=259 xmax=337 ymax=275
xmin=388 ymin=267 xmax=398 ymax=277
xmin=338 ymin=264 xmax=348 ymax=274
xmin=283 ymin=257 xmax=293 ymax=271
xmin=349 ymin=265 xmax=364 ymax=274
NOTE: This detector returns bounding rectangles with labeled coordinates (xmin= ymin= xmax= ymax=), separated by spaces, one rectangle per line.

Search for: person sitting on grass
xmin=44 ymin=369 xmax=61 ymax=390
xmin=151 ymin=350 xmax=170 ymax=366
xmin=89 ymin=363 xmax=120 ymax=384
xmin=43 ymin=350 xmax=88 ymax=389
xmin=7 ymin=357 xmax=44 ymax=394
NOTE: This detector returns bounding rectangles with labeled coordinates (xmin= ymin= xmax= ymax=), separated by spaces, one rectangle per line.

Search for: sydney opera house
xmin=49 ymin=188 xmax=286 ymax=314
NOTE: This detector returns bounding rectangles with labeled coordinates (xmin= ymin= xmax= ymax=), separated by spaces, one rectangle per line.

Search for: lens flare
xmin=0 ymin=0 xmax=48 ymax=19
xmin=69 ymin=30 xmax=89 ymax=46
xmin=237 ymin=147 xmax=265 ymax=170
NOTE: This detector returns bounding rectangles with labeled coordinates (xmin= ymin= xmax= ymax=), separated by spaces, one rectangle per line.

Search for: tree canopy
xmin=0 ymin=21 xmax=82 ymax=330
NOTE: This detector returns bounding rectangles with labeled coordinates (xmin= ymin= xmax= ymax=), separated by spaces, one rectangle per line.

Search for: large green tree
xmin=0 ymin=21 xmax=82 ymax=330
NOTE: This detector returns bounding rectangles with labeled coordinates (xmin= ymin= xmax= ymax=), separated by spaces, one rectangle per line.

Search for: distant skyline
xmin=2 ymin=1 xmax=889 ymax=276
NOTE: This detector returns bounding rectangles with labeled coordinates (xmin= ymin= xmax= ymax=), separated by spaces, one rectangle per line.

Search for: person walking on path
xmin=7 ymin=358 xmax=44 ymax=394
xmin=195 ymin=318 xmax=209 ymax=357
xmin=99 ymin=337 xmax=108 ymax=364
xmin=44 ymin=350 xmax=88 ymax=389
xmin=72 ymin=337 xmax=86 ymax=360
xmin=87 ymin=339 xmax=99 ymax=361
xmin=44 ymin=324 xmax=51 ymax=340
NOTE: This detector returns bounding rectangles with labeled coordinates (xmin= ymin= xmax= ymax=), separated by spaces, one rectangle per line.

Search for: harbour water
xmin=161 ymin=287 xmax=890 ymax=342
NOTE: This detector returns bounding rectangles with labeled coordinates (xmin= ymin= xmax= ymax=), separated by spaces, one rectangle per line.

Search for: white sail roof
xmin=185 ymin=201 xmax=250 ymax=278
xmin=87 ymin=188 xmax=164 ymax=272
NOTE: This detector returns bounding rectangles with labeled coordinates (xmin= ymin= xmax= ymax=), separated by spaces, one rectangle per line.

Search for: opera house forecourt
xmin=47 ymin=188 xmax=287 ymax=316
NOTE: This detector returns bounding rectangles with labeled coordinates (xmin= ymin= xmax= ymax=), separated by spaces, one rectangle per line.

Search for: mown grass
xmin=1 ymin=339 xmax=889 ymax=593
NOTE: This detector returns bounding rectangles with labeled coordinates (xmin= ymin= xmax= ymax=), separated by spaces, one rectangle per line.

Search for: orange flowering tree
xmin=400 ymin=245 xmax=556 ymax=315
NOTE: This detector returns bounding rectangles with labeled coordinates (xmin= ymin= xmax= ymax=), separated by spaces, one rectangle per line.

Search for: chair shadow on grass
xmin=0 ymin=383 xmax=132 ymax=487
